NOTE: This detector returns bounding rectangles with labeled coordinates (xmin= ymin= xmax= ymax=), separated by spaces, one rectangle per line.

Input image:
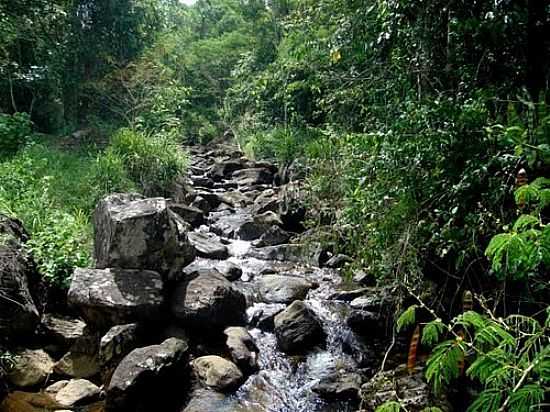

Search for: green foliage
xmin=0 ymin=140 xmax=135 ymax=288
xmin=375 ymin=401 xmax=402 ymax=412
xmin=424 ymin=309 xmax=550 ymax=412
xmin=27 ymin=212 xmax=91 ymax=288
xmin=422 ymin=320 xmax=446 ymax=347
xmin=486 ymin=176 xmax=549 ymax=281
xmin=107 ymin=128 xmax=188 ymax=195
xmin=396 ymin=305 xmax=417 ymax=332
xmin=0 ymin=113 xmax=32 ymax=156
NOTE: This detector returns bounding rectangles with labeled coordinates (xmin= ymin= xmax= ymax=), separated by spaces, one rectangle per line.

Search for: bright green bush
xmin=107 ymin=128 xmax=188 ymax=195
xmin=0 ymin=141 xmax=134 ymax=288
xmin=0 ymin=113 xmax=33 ymax=156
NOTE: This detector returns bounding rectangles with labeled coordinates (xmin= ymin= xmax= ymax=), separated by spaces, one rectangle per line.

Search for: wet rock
xmin=215 ymin=261 xmax=242 ymax=281
xmin=50 ymin=379 xmax=100 ymax=408
xmin=8 ymin=349 xmax=54 ymax=387
xmin=220 ymin=191 xmax=249 ymax=208
xmin=190 ymin=175 xmax=215 ymax=188
xmin=224 ymin=327 xmax=258 ymax=374
xmin=232 ymin=168 xmax=274 ymax=186
xmin=41 ymin=315 xmax=87 ymax=348
xmin=193 ymin=191 xmax=223 ymax=212
xmin=324 ymin=254 xmax=352 ymax=268
xmin=248 ymin=243 xmax=323 ymax=266
xmin=312 ymin=372 xmax=362 ymax=401
xmin=68 ymin=268 xmax=164 ymax=329
xmin=192 ymin=356 xmax=244 ymax=392
xmin=257 ymin=275 xmax=313 ymax=304
xmin=329 ymin=288 xmax=369 ymax=302
xmin=273 ymin=301 xmax=324 ymax=353
xmin=171 ymin=271 xmax=246 ymax=330
xmin=93 ymin=194 xmax=195 ymax=279
xmin=99 ymin=324 xmax=142 ymax=385
xmin=180 ymin=388 xmax=227 ymax=412
xmin=247 ymin=303 xmax=286 ymax=331
xmin=54 ymin=331 xmax=100 ymax=379
xmin=278 ymin=182 xmax=306 ymax=231
xmin=188 ymin=232 xmax=229 ymax=259
xmin=0 ymin=215 xmax=42 ymax=340
xmin=252 ymin=190 xmax=280 ymax=215
xmin=346 ymin=311 xmax=381 ymax=336
xmin=350 ymin=286 xmax=398 ymax=315
xmin=208 ymin=159 xmax=246 ymax=181
xmin=169 ymin=204 xmax=205 ymax=228
xmin=173 ymin=176 xmax=196 ymax=204
xmin=106 ymin=338 xmax=189 ymax=412
xmin=252 ymin=226 xmax=291 ymax=247
xmin=190 ymin=196 xmax=211 ymax=213
xmin=361 ymin=364 xmax=451 ymax=411
xmin=235 ymin=221 xmax=271 ymax=241
xmin=253 ymin=211 xmax=283 ymax=226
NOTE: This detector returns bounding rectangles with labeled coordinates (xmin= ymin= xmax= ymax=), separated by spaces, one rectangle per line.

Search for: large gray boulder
xmin=171 ymin=271 xmax=246 ymax=330
xmin=273 ymin=301 xmax=324 ymax=353
xmin=257 ymin=275 xmax=313 ymax=304
xmin=0 ymin=215 xmax=42 ymax=339
xmin=94 ymin=194 xmax=195 ymax=280
xmin=192 ymin=356 xmax=244 ymax=392
xmin=106 ymin=338 xmax=189 ymax=412
xmin=68 ymin=268 xmax=164 ymax=329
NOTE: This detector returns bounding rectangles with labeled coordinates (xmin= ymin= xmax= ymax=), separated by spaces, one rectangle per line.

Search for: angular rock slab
xmin=68 ymin=268 xmax=164 ymax=329
xmin=188 ymin=231 xmax=228 ymax=259
xmin=273 ymin=301 xmax=325 ymax=354
xmin=257 ymin=275 xmax=313 ymax=304
xmin=224 ymin=327 xmax=259 ymax=374
xmin=94 ymin=193 xmax=195 ymax=279
xmin=106 ymin=338 xmax=189 ymax=412
xmin=312 ymin=372 xmax=362 ymax=401
xmin=50 ymin=379 xmax=100 ymax=408
xmin=7 ymin=349 xmax=54 ymax=387
xmin=99 ymin=324 xmax=143 ymax=385
xmin=171 ymin=271 xmax=246 ymax=330
xmin=0 ymin=214 xmax=42 ymax=339
xmin=192 ymin=356 xmax=244 ymax=392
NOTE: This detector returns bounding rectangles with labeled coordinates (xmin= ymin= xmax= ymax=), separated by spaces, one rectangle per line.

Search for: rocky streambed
xmin=0 ymin=140 xmax=450 ymax=412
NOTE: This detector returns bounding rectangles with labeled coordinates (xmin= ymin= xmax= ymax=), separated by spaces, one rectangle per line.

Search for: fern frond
xmin=467 ymin=389 xmax=503 ymax=412
xmin=375 ymin=401 xmax=402 ymax=412
xmin=474 ymin=321 xmax=515 ymax=349
xmin=422 ymin=319 xmax=446 ymax=347
xmin=397 ymin=305 xmax=417 ymax=332
xmin=512 ymin=215 xmax=540 ymax=231
xmin=457 ymin=311 xmax=487 ymax=331
xmin=507 ymin=384 xmax=545 ymax=412
xmin=425 ymin=339 xmax=464 ymax=394
xmin=421 ymin=408 xmax=443 ymax=412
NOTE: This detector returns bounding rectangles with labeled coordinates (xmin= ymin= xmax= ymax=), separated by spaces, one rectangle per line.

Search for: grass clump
xmin=0 ymin=129 xmax=187 ymax=289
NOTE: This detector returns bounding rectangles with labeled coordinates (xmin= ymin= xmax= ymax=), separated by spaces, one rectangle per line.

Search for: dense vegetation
xmin=1 ymin=0 xmax=548 ymax=410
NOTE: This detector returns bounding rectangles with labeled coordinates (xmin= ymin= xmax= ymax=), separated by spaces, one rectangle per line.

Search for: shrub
xmin=0 ymin=141 xmax=134 ymax=289
xmin=0 ymin=113 xmax=33 ymax=156
xmin=107 ymin=128 xmax=188 ymax=195
xmin=27 ymin=211 xmax=92 ymax=288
